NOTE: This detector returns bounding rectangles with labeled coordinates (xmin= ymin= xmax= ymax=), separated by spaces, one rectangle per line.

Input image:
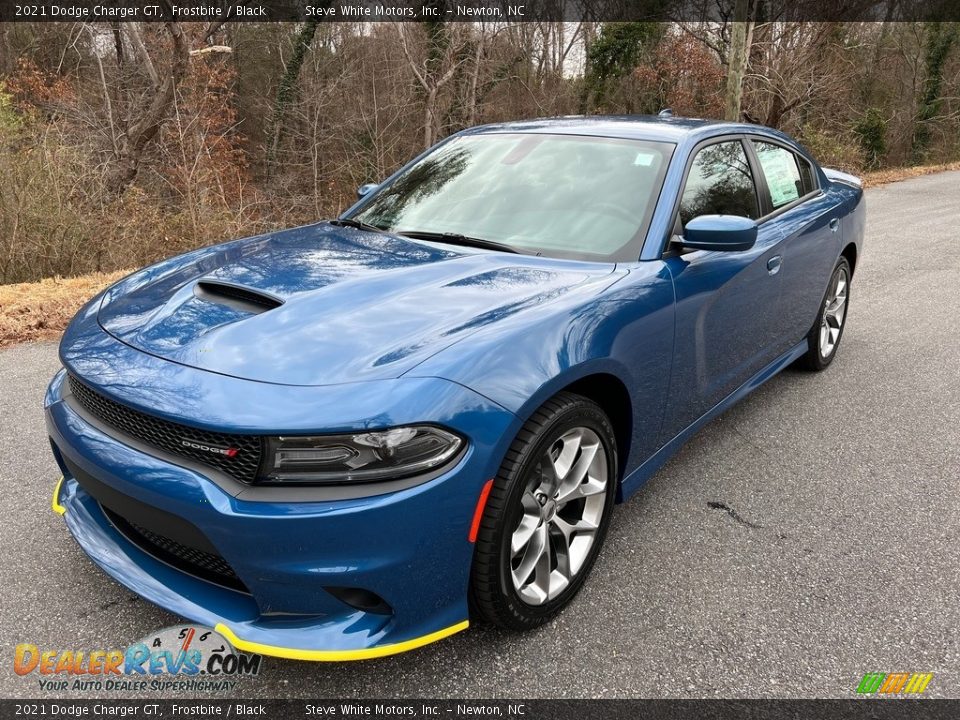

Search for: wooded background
xmin=0 ymin=16 xmax=957 ymax=284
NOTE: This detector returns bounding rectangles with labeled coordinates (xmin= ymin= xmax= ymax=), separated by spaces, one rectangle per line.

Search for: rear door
xmin=659 ymin=138 xmax=786 ymax=444
xmin=747 ymin=139 xmax=843 ymax=347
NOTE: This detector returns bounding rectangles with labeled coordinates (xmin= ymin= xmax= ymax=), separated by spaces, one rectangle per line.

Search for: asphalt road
xmin=2 ymin=171 xmax=959 ymax=700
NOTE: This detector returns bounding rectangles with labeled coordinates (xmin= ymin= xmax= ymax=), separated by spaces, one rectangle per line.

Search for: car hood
xmin=97 ymin=223 xmax=617 ymax=386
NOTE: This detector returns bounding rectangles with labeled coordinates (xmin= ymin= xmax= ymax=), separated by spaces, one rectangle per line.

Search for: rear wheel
xmin=799 ymin=257 xmax=850 ymax=371
xmin=469 ymin=392 xmax=617 ymax=631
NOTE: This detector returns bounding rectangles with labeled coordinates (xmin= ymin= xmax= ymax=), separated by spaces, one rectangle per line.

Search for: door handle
xmin=767 ymin=255 xmax=782 ymax=275
xmin=829 ymin=218 xmax=840 ymax=233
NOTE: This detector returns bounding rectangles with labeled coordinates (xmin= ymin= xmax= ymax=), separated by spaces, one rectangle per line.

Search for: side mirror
xmin=681 ymin=215 xmax=758 ymax=252
xmin=357 ymin=183 xmax=378 ymax=201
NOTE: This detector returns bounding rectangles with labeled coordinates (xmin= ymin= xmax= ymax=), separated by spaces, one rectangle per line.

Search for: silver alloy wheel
xmin=509 ymin=427 xmax=608 ymax=605
xmin=819 ymin=266 xmax=849 ymax=358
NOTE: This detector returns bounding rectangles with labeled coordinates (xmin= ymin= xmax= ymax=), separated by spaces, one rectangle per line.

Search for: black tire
xmin=799 ymin=256 xmax=851 ymax=371
xmin=469 ymin=391 xmax=618 ymax=631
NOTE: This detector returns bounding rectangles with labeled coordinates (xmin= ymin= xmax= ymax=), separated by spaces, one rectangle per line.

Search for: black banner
xmin=1 ymin=0 xmax=960 ymax=23
xmin=2 ymin=700 xmax=960 ymax=720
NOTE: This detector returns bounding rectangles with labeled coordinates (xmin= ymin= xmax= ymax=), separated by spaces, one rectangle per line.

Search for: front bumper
xmin=45 ymin=353 xmax=516 ymax=659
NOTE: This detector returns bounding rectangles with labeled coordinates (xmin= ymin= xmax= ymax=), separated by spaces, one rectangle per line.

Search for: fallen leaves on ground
xmin=861 ymin=161 xmax=960 ymax=188
xmin=0 ymin=270 xmax=129 ymax=348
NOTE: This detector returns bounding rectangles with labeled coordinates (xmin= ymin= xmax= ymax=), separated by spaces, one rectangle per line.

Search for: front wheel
xmin=799 ymin=256 xmax=851 ymax=371
xmin=469 ymin=392 xmax=618 ymax=631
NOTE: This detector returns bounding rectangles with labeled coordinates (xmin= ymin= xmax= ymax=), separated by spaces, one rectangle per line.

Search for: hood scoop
xmin=194 ymin=280 xmax=284 ymax=315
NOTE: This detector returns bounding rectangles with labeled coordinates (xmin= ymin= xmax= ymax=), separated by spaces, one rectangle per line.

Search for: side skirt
xmin=618 ymin=340 xmax=809 ymax=501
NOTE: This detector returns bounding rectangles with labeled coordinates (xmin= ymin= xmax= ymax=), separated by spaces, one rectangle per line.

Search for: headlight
xmin=261 ymin=426 xmax=464 ymax=484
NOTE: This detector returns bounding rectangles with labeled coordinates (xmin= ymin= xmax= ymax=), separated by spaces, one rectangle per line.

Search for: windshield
xmin=350 ymin=133 xmax=673 ymax=262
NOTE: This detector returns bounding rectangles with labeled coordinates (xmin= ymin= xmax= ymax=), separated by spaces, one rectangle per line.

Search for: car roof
xmin=462 ymin=115 xmax=783 ymax=145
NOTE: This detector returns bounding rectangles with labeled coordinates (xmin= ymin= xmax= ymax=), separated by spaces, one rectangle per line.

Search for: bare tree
xmin=399 ymin=21 xmax=469 ymax=149
xmin=3 ymin=18 xmax=960 ymax=287
xmin=105 ymin=16 xmax=190 ymax=195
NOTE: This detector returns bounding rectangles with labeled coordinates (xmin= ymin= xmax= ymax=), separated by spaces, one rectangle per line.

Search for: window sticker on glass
xmin=755 ymin=142 xmax=802 ymax=208
xmin=633 ymin=151 xmax=657 ymax=167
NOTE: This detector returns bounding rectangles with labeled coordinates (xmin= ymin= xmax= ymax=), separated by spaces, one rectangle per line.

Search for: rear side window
xmin=753 ymin=141 xmax=804 ymax=209
xmin=679 ymin=141 xmax=759 ymax=226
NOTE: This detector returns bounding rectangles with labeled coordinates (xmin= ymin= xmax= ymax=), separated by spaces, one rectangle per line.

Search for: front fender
xmin=410 ymin=262 xmax=676 ymax=478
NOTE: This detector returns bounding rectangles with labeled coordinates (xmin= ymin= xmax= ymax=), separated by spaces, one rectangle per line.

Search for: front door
xmin=659 ymin=139 xmax=786 ymax=444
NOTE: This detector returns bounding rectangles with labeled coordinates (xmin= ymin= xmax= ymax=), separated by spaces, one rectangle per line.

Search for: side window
xmin=679 ymin=141 xmax=759 ymax=227
xmin=796 ymin=154 xmax=818 ymax=195
xmin=753 ymin=141 xmax=804 ymax=209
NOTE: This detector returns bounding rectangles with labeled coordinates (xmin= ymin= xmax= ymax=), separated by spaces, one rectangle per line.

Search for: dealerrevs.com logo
xmin=14 ymin=625 xmax=261 ymax=692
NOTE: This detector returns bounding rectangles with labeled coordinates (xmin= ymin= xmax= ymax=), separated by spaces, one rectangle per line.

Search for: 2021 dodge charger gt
xmin=46 ymin=115 xmax=864 ymax=660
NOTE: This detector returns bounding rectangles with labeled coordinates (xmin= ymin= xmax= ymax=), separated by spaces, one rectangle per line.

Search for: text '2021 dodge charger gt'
xmin=46 ymin=116 xmax=864 ymax=660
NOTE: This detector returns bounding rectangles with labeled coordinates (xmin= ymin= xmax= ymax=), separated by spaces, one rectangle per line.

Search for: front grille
xmin=102 ymin=505 xmax=249 ymax=593
xmin=68 ymin=374 xmax=263 ymax=484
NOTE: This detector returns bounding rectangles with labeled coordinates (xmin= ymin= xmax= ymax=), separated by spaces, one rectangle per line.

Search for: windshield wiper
xmin=396 ymin=230 xmax=519 ymax=254
xmin=328 ymin=217 xmax=386 ymax=233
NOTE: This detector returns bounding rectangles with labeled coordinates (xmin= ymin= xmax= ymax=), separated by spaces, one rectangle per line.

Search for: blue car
xmin=46 ymin=116 xmax=864 ymax=660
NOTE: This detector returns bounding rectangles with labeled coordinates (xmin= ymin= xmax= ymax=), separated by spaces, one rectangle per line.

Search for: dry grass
xmin=1 ymin=162 xmax=959 ymax=350
xmin=0 ymin=270 xmax=129 ymax=348
xmin=861 ymin=161 xmax=960 ymax=188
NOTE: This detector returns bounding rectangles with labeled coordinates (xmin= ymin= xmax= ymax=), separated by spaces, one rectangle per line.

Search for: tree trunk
xmin=465 ymin=30 xmax=485 ymax=127
xmin=421 ymin=15 xmax=450 ymax=149
xmin=724 ymin=5 xmax=752 ymax=122
xmin=105 ymin=19 xmax=189 ymax=196
xmin=110 ymin=23 xmax=124 ymax=67
xmin=765 ymin=93 xmax=786 ymax=128
xmin=424 ymin=87 xmax=437 ymax=148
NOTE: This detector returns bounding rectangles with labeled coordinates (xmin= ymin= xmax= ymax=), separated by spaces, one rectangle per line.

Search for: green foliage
xmin=422 ymin=0 xmax=451 ymax=75
xmin=0 ymin=82 xmax=22 ymax=135
xmin=268 ymin=19 xmax=322 ymax=162
xmin=913 ymin=21 xmax=958 ymax=161
xmin=853 ymin=108 xmax=887 ymax=169
xmin=588 ymin=23 xmax=661 ymax=82
xmin=583 ymin=22 xmax=664 ymax=110
xmin=275 ymin=21 xmax=320 ymax=111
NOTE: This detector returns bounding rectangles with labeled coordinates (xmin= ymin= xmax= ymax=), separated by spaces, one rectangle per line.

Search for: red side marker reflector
xmin=468 ymin=480 xmax=494 ymax=543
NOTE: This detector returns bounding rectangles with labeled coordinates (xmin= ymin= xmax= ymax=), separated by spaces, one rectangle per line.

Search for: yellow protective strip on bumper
xmin=215 ymin=619 xmax=469 ymax=662
xmin=52 ymin=476 xmax=66 ymax=516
